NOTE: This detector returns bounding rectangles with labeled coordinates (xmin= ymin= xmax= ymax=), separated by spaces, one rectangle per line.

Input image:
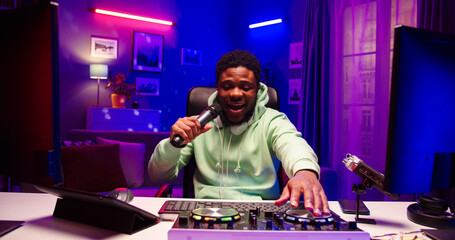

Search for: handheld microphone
xmin=170 ymin=103 xmax=222 ymax=148
xmin=343 ymin=153 xmax=399 ymax=199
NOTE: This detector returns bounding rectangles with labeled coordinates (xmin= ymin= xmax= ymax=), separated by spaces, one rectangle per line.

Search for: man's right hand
xmin=170 ymin=117 xmax=213 ymax=146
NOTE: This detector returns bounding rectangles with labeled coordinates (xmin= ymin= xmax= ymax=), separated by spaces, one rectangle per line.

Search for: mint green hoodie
xmin=149 ymin=83 xmax=319 ymax=200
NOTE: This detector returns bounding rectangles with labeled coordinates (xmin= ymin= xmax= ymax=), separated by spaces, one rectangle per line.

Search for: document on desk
xmin=0 ymin=220 xmax=24 ymax=237
xmin=371 ymin=231 xmax=433 ymax=240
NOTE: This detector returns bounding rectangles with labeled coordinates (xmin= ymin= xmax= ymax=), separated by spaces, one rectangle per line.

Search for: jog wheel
xmin=284 ymin=209 xmax=334 ymax=224
xmin=191 ymin=208 xmax=241 ymax=223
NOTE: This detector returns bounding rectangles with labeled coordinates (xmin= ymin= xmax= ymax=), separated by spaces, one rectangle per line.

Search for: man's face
xmin=217 ymin=66 xmax=259 ymax=124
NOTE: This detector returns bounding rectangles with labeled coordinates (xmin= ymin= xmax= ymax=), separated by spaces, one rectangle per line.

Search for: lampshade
xmin=90 ymin=64 xmax=108 ymax=79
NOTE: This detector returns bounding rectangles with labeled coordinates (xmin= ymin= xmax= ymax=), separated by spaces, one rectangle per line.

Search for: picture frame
xmin=132 ymin=32 xmax=163 ymax=72
xmin=91 ymin=36 xmax=118 ymax=59
xmin=288 ymin=78 xmax=302 ymax=105
xmin=289 ymin=42 xmax=303 ymax=68
xmin=181 ymin=48 xmax=203 ymax=66
xmin=136 ymin=77 xmax=159 ymax=96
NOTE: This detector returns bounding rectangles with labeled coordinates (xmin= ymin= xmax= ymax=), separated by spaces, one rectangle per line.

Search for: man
xmin=149 ymin=50 xmax=330 ymax=216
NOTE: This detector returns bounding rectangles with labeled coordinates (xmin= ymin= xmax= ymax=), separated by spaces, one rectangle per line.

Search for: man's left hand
xmin=275 ymin=170 xmax=330 ymax=216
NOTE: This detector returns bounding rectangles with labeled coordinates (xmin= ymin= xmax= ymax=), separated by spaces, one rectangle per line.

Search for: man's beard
xmin=220 ymin=104 xmax=255 ymax=126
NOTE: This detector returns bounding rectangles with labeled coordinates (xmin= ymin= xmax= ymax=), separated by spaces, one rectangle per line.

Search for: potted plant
xmin=105 ymin=73 xmax=136 ymax=108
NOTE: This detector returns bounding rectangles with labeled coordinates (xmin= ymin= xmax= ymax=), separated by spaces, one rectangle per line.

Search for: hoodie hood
xmin=208 ymin=83 xmax=269 ymax=133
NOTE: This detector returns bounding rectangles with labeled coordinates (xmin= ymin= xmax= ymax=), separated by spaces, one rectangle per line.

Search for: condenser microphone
xmin=170 ymin=103 xmax=222 ymax=148
xmin=343 ymin=153 xmax=399 ymax=199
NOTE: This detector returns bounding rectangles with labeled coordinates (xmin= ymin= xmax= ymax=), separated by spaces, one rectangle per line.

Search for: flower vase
xmin=111 ymin=94 xmax=126 ymax=108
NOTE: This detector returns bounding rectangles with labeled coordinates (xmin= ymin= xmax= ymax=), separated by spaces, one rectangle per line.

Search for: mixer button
xmin=164 ymin=202 xmax=175 ymax=211
xmin=227 ymin=220 xmax=234 ymax=229
xmin=193 ymin=219 xmax=200 ymax=229
xmin=300 ymin=221 xmax=308 ymax=230
xmin=286 ymin=215 xmax=296 ymax=222
xmin=251 ymin=215 xmax=257 ymax=227
xmin=266 ymin=219 xmax=273 ymax=230
xmin=315 ymin=221 xmax=322 ymax=230
xmin=208 ymin=219 xmax=215 ymax=229
xmin=274 ymin=213 xmax=281 ymax=221
xmin=333 ymin=221 xmax=340 ymax=230
xmin=174 ymin=201 xmax=182 ymax=210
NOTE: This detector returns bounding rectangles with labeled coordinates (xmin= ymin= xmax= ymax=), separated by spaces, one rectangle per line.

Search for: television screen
xmin=384 ymin=26 xmax=455 ymax=195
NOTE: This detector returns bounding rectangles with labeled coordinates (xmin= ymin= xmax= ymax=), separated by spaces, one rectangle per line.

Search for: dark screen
xmin=384 ymin=26 xmax=455 ymax=194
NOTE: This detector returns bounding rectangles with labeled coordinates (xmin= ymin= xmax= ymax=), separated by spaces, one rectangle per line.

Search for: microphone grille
xmin=210 ymin=103 xmax=222 ymax=114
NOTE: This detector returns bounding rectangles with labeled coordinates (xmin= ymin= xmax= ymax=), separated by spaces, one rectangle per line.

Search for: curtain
xmin=417 ymin=0 xmax=455 ymax=33
xmin=301 ymin=0 xmax=455 ymax=201
xmin=298 ymin=0 xmax=332 ymax=168
xmin=329 ymin=0 xmax=417 ymax=200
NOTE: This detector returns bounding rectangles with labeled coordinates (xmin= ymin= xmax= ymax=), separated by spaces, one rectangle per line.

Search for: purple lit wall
xmin=231 ymin=0 xmax=307 ymax=125
xmin=58 ymin=0 xmax=310 ymax=138
xmin=59 ymin=0 xmax=235 ymax=137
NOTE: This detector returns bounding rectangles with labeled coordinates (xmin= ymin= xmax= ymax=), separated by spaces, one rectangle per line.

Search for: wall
xmin=232 ymin=0 xmax=307 ymax=125
xmin=58 ymin=0 xmax=308 ymax=138
xmin=59 ymin=0 xmax=234 ymax=137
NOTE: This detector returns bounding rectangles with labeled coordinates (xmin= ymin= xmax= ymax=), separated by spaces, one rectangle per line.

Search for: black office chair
xmin=183 ymin=86 xmax=282 ymax=198
xmin=155 ymin=86 xmax=283 ymax=198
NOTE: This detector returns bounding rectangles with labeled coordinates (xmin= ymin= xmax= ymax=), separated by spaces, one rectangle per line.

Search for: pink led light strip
xmin=93 ymin=9 xmax=174 ymax=26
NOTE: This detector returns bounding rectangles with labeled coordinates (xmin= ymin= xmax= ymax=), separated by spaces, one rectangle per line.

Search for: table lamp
xmin=90 ymin=64 xmax=108 ymax=107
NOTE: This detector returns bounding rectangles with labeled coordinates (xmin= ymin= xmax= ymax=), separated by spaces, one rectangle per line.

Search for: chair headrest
xmin=186 ymin=86 xmax=280 ymax=117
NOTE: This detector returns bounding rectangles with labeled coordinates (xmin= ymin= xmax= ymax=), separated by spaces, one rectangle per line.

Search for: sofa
xmin=64 ymin=129 xmax=183 ymax=197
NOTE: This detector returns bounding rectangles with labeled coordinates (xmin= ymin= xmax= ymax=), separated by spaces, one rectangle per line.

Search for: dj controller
xmin=158 ymin=200 xmax=370 ymax=240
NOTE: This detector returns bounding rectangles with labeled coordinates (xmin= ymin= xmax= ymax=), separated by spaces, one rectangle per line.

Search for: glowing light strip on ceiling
xmin=249 ymin=18 xmax=282 ymax=29
xmin=93 ymin=9 xmax=174 ymax=26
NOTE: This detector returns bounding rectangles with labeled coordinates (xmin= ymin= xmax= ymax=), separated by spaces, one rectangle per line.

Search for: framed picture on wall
xmin=289 ymin=42 xmax=303 ymax=68
xmin=91 ymin=36 xmax=118 ymax=59
xmin=132 ymin=32 xmax=163 ymax=72
xmin=181 ymin=48 xmax=203 ymax=66
xmin=136 ymin=77 xmax=159 ymax=96
xmin=288 ymin=78 xmax=301 ymax=105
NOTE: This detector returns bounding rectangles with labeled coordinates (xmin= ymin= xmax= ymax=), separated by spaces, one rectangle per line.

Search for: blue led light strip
xmin=249 ymin=18 xmax=282 ymax=29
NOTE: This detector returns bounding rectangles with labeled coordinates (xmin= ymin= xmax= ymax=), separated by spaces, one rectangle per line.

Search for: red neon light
xmin=93 ymin=9 xmax=174 ymax=26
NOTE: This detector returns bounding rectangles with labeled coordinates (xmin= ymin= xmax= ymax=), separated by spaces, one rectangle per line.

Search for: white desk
xmin=0 ymin=192 xmax=432 ymax=239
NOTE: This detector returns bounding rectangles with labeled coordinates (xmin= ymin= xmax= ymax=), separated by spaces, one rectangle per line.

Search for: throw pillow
xmin=61 ymin=143 xmax=127 ymax=192
xmin=95 ymin=137 xmax=146 ymax=188
xmin=60 ymin=140 xmax=95 ymax=147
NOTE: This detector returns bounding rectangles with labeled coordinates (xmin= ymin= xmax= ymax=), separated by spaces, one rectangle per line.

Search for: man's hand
xmin=169 ymin=117 xmax=213 ymax=146
xmin=275 ymin=170 xmax=330 ymax=216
